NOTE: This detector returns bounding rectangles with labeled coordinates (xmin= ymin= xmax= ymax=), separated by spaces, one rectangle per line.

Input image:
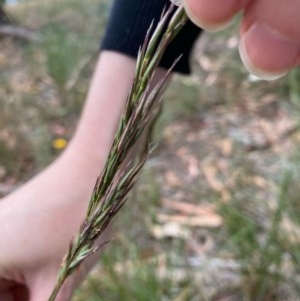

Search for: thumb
xmin=29 ymin=282 xmax=57 ymax=301
xmin=29 ymin=280 xmax=72 ymax=301
xmin=239 ymin=0 xmax=300 ymax=80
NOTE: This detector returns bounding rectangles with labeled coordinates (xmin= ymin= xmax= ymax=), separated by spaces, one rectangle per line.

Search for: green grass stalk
xmin=48 ymin=5 xmax=188 ymax=301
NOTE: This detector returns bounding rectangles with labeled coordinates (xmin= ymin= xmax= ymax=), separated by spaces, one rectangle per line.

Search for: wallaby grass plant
xmin=48 ymin=4 xmax=189 ymax=301
xmin=218 ymin=168 xmax=300 ymax=300
xmin=83 ymin=254 xmax=175 ymax=301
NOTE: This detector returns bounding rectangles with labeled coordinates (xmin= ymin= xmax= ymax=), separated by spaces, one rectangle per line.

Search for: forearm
xmin=67 ymin=51 xmax=168 ymax=175
xmin=67 ymin=0 xmax=201 ymax=168
xmin=0 ymin=52 xmax=145 ymax=269
xmin=69 ymin=51 xmax=137 ymax=166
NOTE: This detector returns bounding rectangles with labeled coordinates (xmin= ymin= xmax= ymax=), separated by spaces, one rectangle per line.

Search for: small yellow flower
xmin=52 ymin=138 xmax=68 ymax=150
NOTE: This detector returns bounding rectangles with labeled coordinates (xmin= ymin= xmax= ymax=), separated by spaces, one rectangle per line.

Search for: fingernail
xmin=239 ymin=22 xmax=300 ymax=80
xmin=183 ymin=2 xmax=233 ymax=32
xmin=239 ymin=38 xmax=288 ymax=80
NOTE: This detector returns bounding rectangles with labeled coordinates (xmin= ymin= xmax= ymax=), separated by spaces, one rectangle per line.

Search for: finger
xmin=0 ymin=280 xmax=14 ymax=290
xmin=239 ymin=0 xmax=300 ymax=79
xmin=0 ymin=291 xmax=14 ymax=301
xmin=29 ymin=279 xmax=71 ymax=301
xmin=0 ymin=283 xmax=29 ymax=301
xmin=11 ymin=284 xmax=29 ymax=301
xmin=183 ymin=0 xmax=249 ymax=31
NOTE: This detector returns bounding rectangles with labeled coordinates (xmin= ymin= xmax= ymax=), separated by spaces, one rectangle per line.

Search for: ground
xmin=1 ymin=1 xmax=300 ymax=300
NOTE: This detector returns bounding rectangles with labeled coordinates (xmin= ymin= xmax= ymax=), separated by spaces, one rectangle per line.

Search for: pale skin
xmin=0 ymin=52 xmax=138 ymax=301
xmin=184 ymin=0 xmax=300 ymax=80
xmin=0 ymin=1 xmax=300 ymax=300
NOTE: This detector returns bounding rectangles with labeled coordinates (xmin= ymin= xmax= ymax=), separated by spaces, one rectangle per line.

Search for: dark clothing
xmin=100 ymin=0 xmax=202 ymax=74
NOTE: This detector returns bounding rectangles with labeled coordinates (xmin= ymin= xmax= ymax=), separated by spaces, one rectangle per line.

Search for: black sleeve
xmin=100 ymin=0 xmax=202 ymax=74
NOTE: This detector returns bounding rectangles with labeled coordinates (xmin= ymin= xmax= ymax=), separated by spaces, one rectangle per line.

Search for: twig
xmin=65 ymin=53 xmax=97 ymax=92
xmin=157 ymin=213 xmax=223 ymax=228
xmin=246 ymin=125 xmax=299 ymax=152
xmin=0 ymin=25 xmax=41 ymax=42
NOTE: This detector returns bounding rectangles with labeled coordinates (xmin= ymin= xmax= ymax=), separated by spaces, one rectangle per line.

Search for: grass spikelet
xmin=48 ymin=4 xmax=188 ymax=301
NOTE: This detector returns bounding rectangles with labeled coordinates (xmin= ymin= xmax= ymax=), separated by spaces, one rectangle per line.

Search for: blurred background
xmin=1 ymin=0 xmax=300 ymax=300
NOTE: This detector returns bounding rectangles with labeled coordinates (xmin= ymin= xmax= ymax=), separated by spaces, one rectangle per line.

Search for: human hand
xmin=0 ymin=148 xmax=106 ymax=301
xmin=183 ymin=0 xmax=300 ymax=80
xmin=0 ymin=51 xmax=142 ymax=301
